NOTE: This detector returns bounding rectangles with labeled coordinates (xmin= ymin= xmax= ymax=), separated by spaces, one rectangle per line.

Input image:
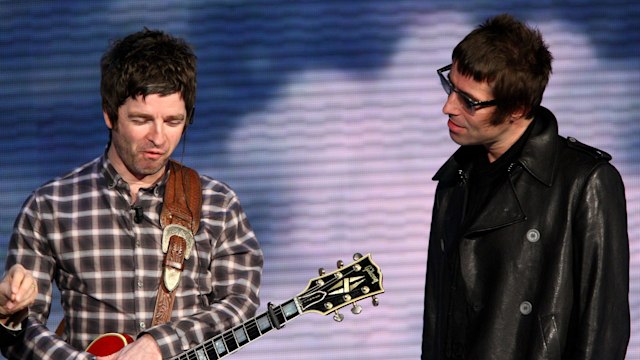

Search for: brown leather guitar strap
xmin=152 ymin=160 xmax=202 ymax=326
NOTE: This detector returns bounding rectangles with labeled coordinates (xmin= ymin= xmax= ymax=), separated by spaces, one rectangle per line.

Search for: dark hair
xmin=100 ymin=28 xmax=197 ymax=126
xmin=452 ymin=14 xmax=552 ymax=123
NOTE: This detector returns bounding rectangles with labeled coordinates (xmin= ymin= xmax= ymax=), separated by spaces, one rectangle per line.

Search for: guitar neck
xmin=170 ymin=297 xmax=301 ymax=360
xmin=168 ymin=253 xmax=384 ymax=359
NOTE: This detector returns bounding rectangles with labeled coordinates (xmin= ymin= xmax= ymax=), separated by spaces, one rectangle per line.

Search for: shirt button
xmin=137 ymin=280 xmax=143 ymax=288
xmin=526 ymin=229 xmax=540 ymax=243
xmin=520 ymin=301 xmax=533 ymax=315
xmin=139 ymin=322 xmax=146 ymax=330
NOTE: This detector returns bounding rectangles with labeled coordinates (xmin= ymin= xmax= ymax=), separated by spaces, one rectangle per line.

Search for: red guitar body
xmin=86 ymin=333 xmax=135 ymax=356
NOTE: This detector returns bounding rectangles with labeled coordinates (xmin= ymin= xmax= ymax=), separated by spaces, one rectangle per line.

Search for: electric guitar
xmin=86 ymin=253 xmax=384 ymax=359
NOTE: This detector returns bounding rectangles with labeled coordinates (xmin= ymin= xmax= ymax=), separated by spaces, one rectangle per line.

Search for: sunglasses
xmin=437 ymin=64 xmax=497 ymax=114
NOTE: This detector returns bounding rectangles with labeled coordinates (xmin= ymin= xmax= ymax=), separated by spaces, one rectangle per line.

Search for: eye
xmin=461 ymin=95 xmax=476 ymax=109
xmin=130 ymin=117 xmax=148 ymax=124
xmin=166 ymin=119 xmax=185 ymax=127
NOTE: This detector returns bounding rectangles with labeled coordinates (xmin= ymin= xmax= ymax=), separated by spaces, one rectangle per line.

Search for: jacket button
xmin=526 ymin=229 xmax=540 ymax=243
xmin=520 ymin=301 xmax=533 ymax=315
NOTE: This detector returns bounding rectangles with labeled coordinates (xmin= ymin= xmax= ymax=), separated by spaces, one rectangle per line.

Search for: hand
xmin=97 ymin=334 xmax=162 ymax=360
xmin=0 ymin=264 xmax=38 ymax=326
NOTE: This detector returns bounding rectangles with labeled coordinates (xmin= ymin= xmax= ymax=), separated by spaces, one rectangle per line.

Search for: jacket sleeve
xmin=570 ymin=162 xmax=630 ymax=359
xmin=1 ymin=194 xmax=96 ymax=360
xmin=143 ymin=188 xmax=263 ymax=358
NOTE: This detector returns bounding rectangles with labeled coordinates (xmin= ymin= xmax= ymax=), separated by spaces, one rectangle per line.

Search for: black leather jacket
xmin=422 ymin=107 xmax=630 ymax=359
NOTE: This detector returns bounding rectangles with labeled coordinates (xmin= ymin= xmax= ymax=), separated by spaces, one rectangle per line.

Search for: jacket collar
xmin=433 ymin=106 xmax=559 ymax=187
xmin=517 ymin=106 xmax=558 ymax=187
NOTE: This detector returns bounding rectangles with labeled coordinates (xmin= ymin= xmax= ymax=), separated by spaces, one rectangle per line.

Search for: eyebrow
xmin=166 ymin=114 xmax=186 ymax=121
xmin=128 ymin=112 xmax=186 ymax=121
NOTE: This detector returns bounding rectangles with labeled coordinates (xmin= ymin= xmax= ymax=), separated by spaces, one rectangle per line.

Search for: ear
xmin=509 ymin=106 xmax=529 ymax=123
xmin=103 ymin=111 xmax=114 ymax=129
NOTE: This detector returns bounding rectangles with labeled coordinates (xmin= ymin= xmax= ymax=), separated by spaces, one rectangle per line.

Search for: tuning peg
xmin=318 ymin=268 xmax=325 ymax=276
xmin=353 ymin=253 xmax=363 ymax=260
xmin=351 ymin=302 xmax=363 ymax=315
xmin=337 ymin=259 xmax=344 ymax=268
xmin=333 ymin=311 xmax=344 ymax=322
xmin=372 ymin=296 xmax=380 ymax=307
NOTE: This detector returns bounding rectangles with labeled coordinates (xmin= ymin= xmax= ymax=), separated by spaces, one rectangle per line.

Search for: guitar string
xmin=186 ymin=303 xmax=287 ymax=359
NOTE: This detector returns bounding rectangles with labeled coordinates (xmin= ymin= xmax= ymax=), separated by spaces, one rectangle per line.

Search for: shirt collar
xmin=99 ymin=153 xmax=168 ymax=198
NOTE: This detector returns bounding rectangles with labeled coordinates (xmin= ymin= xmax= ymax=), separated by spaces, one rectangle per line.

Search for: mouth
xmin=142 ymin=150 xmax=165 ymax=160
xmin=447 ymin=119 xmax=464 ymax=132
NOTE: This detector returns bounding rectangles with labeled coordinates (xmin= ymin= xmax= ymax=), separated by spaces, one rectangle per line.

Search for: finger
xmin=9 ymin=266 xmax=28 ymax=295
xmin=10 ymin=269 xmax=35 ymax=304
xmin=0 ymin=281 xmax=10 ymax=302
xmin=0 ymin=290 xmax=15 ymax=315
xmin=16 ymin=279 xmax=37 ymax=308
xmin=0 ymin=280 xmax=15 ymax=310
xmin=15 ymin=274 xmax=32 ymax=301
xmin=96 ymin=349 xmax=121 ymax=360
xmin=26 ymin=280 xmax=38 ymax=305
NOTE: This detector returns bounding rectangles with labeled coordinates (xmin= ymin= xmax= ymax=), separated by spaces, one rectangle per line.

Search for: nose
xmin=147 ymin=120 xmax=166 ymax=146
xmin=442 ymin=92 xmax=458 ymax=115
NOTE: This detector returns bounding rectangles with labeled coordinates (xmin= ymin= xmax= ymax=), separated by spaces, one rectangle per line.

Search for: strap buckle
xmin=162 ymin=223 xmax=195 ymax=259
xmin=161 ymin=224 xmax=195 ymax=292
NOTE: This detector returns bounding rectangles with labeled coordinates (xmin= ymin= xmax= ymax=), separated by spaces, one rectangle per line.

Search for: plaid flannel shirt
xmin=1 ymin=155 xmax=263 ymax=359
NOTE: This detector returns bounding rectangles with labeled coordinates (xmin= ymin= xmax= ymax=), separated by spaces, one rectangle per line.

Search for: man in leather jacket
xmin=421 ymin=14 xmax=630 ymax=359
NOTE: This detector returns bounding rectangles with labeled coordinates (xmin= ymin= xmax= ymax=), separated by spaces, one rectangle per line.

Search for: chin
xmin=449 ymin=133 xmax=467 ymax=146
xmin=134 ymin=163 xmax=166 ymax=177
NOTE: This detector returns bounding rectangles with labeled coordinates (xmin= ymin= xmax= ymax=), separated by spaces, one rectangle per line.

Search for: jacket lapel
xmin=464 ymin=177 xmax=525 ymax=234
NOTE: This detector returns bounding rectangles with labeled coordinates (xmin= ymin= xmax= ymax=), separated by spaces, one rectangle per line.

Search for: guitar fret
xmin=195 ymin=343 xmax=215 ymax=360
xmin=234 ymin=325 xmax=249 ymax=345
xmin=274 ymin=305 xmax=287 ymax=326
xmin=213 ymin=336 xmax=227 ymax=357
xmin=203 ymin=340 xmax=219 ymax=359
xmin=223 ymin=329 xmax=239 ymax=353
xmin=256 ymin=313 xmax=272 ymax=333
xmin=245 ymin=318 xmax=261 ymax=340
xmin=281 ymin=300 xmax=299 ymax=320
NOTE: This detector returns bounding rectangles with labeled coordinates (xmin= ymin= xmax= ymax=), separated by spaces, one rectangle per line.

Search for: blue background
xmin=1 ymin=1 xmax=639 ymax=359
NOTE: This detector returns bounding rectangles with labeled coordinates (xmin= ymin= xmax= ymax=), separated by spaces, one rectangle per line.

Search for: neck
xmin=486 ymin=117 xmax=533 ymax=163
xmin=107 ymin=147 xmax=164 ymax=203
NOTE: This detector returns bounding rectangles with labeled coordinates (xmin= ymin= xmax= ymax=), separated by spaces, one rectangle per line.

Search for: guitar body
xmin=86 ymin=333 xmax=135 ymax=356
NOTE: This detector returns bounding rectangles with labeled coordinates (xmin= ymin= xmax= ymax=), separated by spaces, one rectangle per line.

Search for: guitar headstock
xmin=295 ymin=253 xmax=384 ymax=321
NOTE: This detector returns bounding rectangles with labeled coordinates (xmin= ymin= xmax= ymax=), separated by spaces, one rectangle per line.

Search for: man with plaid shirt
xmin=1 ymin=29 xmax=263 ymax=359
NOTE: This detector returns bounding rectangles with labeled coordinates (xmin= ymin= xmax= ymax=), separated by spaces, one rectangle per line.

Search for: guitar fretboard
xmin=170 ymin=298 xmax=301 ymax=360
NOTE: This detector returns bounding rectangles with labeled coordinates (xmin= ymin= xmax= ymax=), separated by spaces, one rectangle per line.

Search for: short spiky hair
xmin=453 ymin=14 xmax=552 ymax=123
xmin=100 ymin=29 xmax=197 ymax=126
